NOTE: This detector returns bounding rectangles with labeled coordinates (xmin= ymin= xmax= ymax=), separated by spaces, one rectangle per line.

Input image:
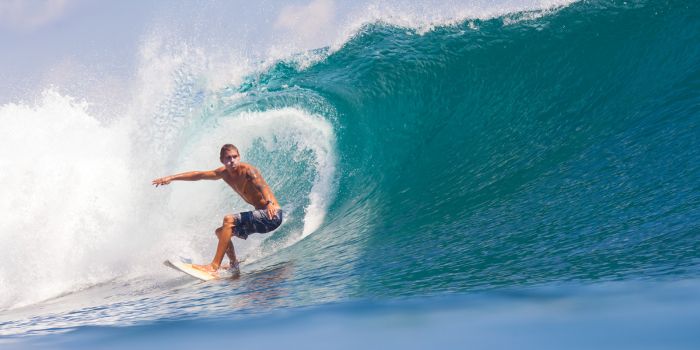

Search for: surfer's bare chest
xmin=222 ymin=172 xmax=253 ymax=197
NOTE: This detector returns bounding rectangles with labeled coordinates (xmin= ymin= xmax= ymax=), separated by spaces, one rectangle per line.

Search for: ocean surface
xmin=1 ymin=0 xmax=699 ymax=348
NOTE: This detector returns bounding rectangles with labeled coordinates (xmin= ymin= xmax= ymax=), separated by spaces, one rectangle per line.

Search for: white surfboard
xmin=164 ymin=257 xmax=219 ymax=281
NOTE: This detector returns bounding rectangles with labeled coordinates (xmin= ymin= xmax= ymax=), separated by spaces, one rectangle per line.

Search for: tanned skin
xmin=152 ymin=148 xmax=280 ymax=274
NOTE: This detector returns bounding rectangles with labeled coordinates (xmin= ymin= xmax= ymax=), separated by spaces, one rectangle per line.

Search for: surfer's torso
xmin=218 ymin=163 xmax=278 ymax=210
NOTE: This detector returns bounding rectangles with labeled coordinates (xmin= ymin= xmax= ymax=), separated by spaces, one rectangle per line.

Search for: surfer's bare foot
xmin=192 ymin=263 xmax=218 ymax=273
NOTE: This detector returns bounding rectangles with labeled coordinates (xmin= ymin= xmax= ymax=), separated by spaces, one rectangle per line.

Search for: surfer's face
xmin=221 ymin=150 xmax=241 ymax=169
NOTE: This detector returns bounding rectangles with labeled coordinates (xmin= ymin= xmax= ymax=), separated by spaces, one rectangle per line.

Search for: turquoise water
xmin=2 ymin=0 xmax=699 ymax=347
xmin=237 ymin=0 xmax=700 ymax=293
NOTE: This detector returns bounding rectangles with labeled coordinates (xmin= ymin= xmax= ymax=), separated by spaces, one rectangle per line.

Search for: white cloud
xmin=274 ymin=0 xmax=335 ymax=45
xmin=0 ymin=0 xmax=73 ymax=31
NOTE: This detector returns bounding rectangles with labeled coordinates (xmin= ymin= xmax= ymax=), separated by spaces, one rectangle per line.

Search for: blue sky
xmin=0 ymin=0 xmax=370 ymax=103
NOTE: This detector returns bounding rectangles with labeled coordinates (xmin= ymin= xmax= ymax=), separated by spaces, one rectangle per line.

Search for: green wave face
xmin=217 ymin=0 xmax=700 ymax=298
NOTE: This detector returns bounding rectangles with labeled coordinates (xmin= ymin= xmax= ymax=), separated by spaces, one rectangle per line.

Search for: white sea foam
xmin=0 ymin=90 xmax=134 ymax=310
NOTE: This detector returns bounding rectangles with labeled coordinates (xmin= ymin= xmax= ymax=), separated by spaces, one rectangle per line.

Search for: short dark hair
xmin=220 ymin=144 xmax=239 ymax=160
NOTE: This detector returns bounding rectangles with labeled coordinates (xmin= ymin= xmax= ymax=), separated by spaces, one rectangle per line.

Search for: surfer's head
xmin=220 ymin=144 xmax=241 ymax=169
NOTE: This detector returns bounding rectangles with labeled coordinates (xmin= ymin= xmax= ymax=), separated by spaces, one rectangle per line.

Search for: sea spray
xmin=0 ymin=90 xmax=134 ymax=309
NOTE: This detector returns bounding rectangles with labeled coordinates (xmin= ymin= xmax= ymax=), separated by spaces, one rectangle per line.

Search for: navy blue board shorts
xmin=233 ymin=209 xmax=284 ymax=239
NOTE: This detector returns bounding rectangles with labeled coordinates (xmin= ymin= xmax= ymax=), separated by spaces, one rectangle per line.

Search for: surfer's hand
xmin=152 ymin=176 xmax=171 ymax=187
xmin=266 ymin=202 xmax=279 ymax=219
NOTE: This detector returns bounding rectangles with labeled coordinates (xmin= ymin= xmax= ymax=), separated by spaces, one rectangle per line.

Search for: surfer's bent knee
xmin=223 ymin=214 xmax=235 ymax=228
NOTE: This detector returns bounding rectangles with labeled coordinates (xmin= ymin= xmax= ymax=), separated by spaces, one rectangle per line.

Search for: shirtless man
xmin=152 ymin=144 xmax=283 ymax=274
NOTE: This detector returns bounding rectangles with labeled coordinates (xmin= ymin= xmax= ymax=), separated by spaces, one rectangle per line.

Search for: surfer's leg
xmin=191 ymin=216 xmax=236 ymax=274
xmin=210 ymin=215 xmax=235 ymax=269
xmin=215 ymin=225 xmax=237 ymax=265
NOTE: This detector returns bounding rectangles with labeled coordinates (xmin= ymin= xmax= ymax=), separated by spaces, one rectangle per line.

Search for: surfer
xmin=152 ymin=144 xmax=283 ymax=274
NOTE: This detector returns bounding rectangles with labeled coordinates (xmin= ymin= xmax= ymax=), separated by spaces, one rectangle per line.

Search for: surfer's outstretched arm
xmin=152 ymin=167 xmax=224 ymax=187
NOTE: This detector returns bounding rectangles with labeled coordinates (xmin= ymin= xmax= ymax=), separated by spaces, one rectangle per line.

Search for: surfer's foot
xmin=192 ymin=263 xmax=219 ymax=274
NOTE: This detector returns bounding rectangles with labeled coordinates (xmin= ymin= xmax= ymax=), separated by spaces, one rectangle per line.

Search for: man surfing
xmin=152 ymin=144 xmax=283 ymax=275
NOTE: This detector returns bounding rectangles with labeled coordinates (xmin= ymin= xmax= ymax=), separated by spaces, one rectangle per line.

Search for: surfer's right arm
xmin=152 ymin=168 xmax=224 ymax=187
